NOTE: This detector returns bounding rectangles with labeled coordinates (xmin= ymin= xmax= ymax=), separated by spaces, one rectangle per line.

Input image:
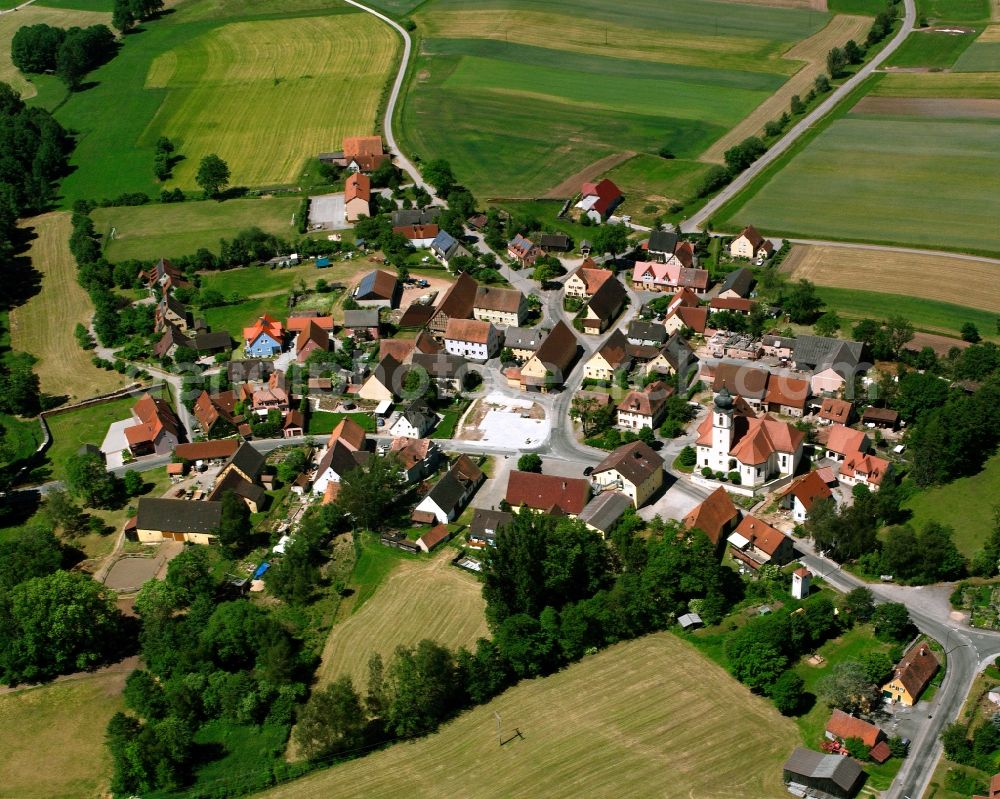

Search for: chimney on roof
xmin=920 ymin=646 xmax=927 ymax=656
xmin=562 ymin=481 xmax=567 ymax=490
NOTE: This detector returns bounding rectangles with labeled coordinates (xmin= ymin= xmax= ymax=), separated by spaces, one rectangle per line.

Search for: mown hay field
xmin=871 ymin=70 xmax=1000 ymax=96
xmin=314 ymin=550 xmax=488 ymax=690
xmin=148 ymin=14 xmax=398 ymax=188
xmin=0 ymin=5 xmax=111 ymax=97
xmin=92 ymin=196 xmax=299 ymax=262
xmin=9 ymin=212 xmax=129 ymax=401
xmin=784 ymin=243 xmax=1000 ymax=312
xmin=262 ymin=632 xmax=797 ymax=799
xmin=401 ymin=0 xmax=827 ymax=200
xmin=0 ymin=670 xmax=126 ymax=799
xmin=730 ymin=112 xmax=1000 ymax=253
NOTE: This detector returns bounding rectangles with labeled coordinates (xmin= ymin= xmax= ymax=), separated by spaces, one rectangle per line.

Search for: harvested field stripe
xmin=542 ymin=151 xmax=635 ymax=200
xmin=782 ymin=243 xmax=1000 ymax=313
xmin=701 ymin=13 xmax=871 ymax=163
xmin=262 ymin=632 xmax=799 ymax=799
xmin=851 ymin=95 xmax=1000 ymax=116
xmin=9 ymin=212 xmax=128 ymax=402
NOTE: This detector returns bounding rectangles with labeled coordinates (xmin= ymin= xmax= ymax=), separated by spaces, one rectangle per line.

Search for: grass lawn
xmin=430 ymin=409 xmax=461 ymax=439
xmin=0 ymin=670 xmax=126 ymax=799
xmin=917 ymin=0 xmax=991 ymax=22
xmin=35 ymin=0 xmax=396 ymax=204
xmin=199 ymin=261 xmax=366 ymax=299
xmin=306 ymin=411 xmax=375 ymax=436
xmin=43 ymin=389 xmax=160 ymax=481
xmin=347 ymin=533 xmax=417 ymax=614
xmin=905 ymin=454 xmax=1000 ymax=559
xmin=262 ymin=632 xmax=799 ymax=798
xmin=815 ymin=287 xmax=999 ymax=338
xmin=400 ymin=0 xmax=824 ymax=199
xmin=92 ymin=197 xmax=299 ymax=262
xmin=200 ymin=297 xmax=287 ymax=342
xmin=886 ymin=28 xmax=981 ymax=67
xmin=604 ymin=154 xmax=712 ymax=224
xmin=313 ymin=549 xmax=487 ymax=690
xmin=10 ymin=212 xmax=129 ymax=402
xmin=0 ymin=413 xmax=42 ymax=469
xmin=728 ymin=114 xmax=1000 ymax=254
xmin=828 ymin=0 xmax=887 ymax=11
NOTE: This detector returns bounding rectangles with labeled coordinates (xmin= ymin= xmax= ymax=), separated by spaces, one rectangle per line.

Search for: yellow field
xmin=147 ymin=13 xmax=398 ymax=188
xmin=415 ymin=9 xmax=800 ymax=74
xmin=9 ymin=212 xmax=128 ymax=402
xmin=978 ymin=23 xmax=1000 ymax=40
xmin=784 ymin=243 xmax=1000 ymax=311
xmin=872 ymin=71 xmax=1000 ymax=96
xmin=0 ymin=669 xmax=127 ymax=799
xmin=314 ymin=550 xmax=488 ymax=690
xmin=0 ymin=6 xmax=112 ymax=98
xmin=262 ymin=633 xmax=798 ymax=799
xmin=702 ymin=14 xmax=871 ymax=162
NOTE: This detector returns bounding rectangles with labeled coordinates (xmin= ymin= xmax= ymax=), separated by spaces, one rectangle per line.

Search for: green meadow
xmin=954 ymin=41 xmax=1000 ymax=70
xmin=400 ymin=0 xmax=826 ymax=199
xmin=815 ymin=288 xmax=999 ymax=338
xmin=887 ymin=29 xmax=981 ymax=67
xmin=727 ymin=114 xmax=1000 ymax=253
xmin=916 ymin=0 xmax=990 ymax=22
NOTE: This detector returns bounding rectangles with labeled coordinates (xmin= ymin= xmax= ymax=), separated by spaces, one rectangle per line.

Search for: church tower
xmin=712 ymin=385 xmax=735 ymax=460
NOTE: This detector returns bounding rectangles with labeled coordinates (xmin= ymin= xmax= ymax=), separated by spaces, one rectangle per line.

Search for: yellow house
xmin=590 ymin=440 xmax=664 ymax=508
xmin=358 ymin=354 xmax=403 ymax=402
xmin=133 ymin=498 xmax=221 ymax=545
xmin=517 ymin=321 xmax=577 ymax=392
xmin=881 ymin=642 xmax=939 ymax=706
xmin=583 ymin=330 xmax=631 ymax=382
xmin=730 ymin=225 xmax=773 ymax=259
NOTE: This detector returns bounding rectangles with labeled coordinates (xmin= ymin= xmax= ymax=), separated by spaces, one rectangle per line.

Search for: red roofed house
xmin=818 ymin=397 xmax=855 ymax=426
xmin=416 ymin=524 xmax=452 ymax=553
xmin=727 ymin=515 xmax=795 ymax=571
xmin=973 ymin=773 xmax=1000 ymax=799
xmin=683 ymin=486 xmax=740 ymax=549
xmin=243 ymin=314 xmax=284 ymax=358
xmin=825 ymin=709 xmax=889 ymax=763
xmin=444 ymin=318 xmax=499 ymax=361
xmin=839 ymin=450 xmax=892 ymax=491
xmin=341 ymin=134 xmax=388 ymax=173
xmin=778 ymin=470 xmax=833 ymax=523
xmin=825 ymin=424 xmax=870 ymax=461
xmin=696 ymin=387 xmax=804 ymax=487
xmin=286 ymin=314 xmax=336 ymax=335
xmin=393 ymin=224 xmax=438 ymax=249
xmin=632 ymin=262 xmax=711 ymax=295
xmin=295 ymin=320 xmax=330 ymax=364
xmin=617 ymin=380 xmax=674 ymax=430
xmin=764 ymin=375 xmax=811 ymax=417
xmin=505 ymin=470 xmax=590 ymax=516
xmin=576 ymin=178 xmax=623 ymax=223
xmin=730 ymin=225 xmax=774 ymax=260
xmin=564 ymin=260 xmax=614 ymax=298
xmin=507 ymin=234 xmax=542 ymax=268
xmin=124 ymin=393 xmax=182 ymax=457
xmin=882 ymin=641 xmax=939 ymax=706
xmin=345 ymin=172 xmax=371 ymax=222
xmin=709 ymin=297 xmax=753 ymax=315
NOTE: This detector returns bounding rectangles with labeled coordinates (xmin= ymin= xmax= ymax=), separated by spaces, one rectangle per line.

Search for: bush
xmin=727 ymin=471 xmax=741 ymax=484
xmin=701 ymin=466 xmax=714 ymax=478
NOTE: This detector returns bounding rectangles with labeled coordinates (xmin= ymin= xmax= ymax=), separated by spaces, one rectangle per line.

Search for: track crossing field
xmin=263 ymin=633 xmax=798 ymax=799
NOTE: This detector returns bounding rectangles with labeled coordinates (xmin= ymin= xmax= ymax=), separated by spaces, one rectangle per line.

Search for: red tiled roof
xmin=617 ymin=380 xmax=673 ymax=418
xmin=243 ymin=313 xmax=283 ymax=345
xmin=683 ymin=486 xmax=739 ymax=546
xmin=765 ymin=375 xmax=811 ymax=410
xmin=174 ymin=440 xmax=240 ymax=461
xmin=733 ymin=515 xmax=788 ymax=556
xmin=418 ymin=524 xmax=451 ymax=551
xmin=346 ymin=172 xmax=371 ymax=202
xmin=125 ymin=393 xmax=180 ymax=447
xmin=826 ymin=424 xmax=867 ymax=456
xmin=474 ymin=285 xmax=524 ymax=314
xmin=780 ymin=471 xmax=832 ymax=513
xmin=580 ymin=178 xmax=623 ymax=216
xmin=328 ymin=418 xmax=367 ymax=452
xmin=505 ymin=471 xmax=590 ymax=515
xmin=869 ymin=741 xmax=892 ymax=764
xmin=569 ymin=266 xmax=615 ymax=295
xmin=596 ymin=329 xmax=631 ymax=370
xmin=445 ymin=317 xmax=493 ymax=344
xmin=674 ymin=305 xmax=708 ymax=333
xmin=286 ymin=316 xmax=335 ymax=333
xmin=393 ymin=224 xmax=439 ymax=240
xmin=826 ymin=709 xmax=883 ymax=748
xmin=730 ymin=415 xmax=804 ymax=466
xmin=819 ymin=397 xmax=853 ymax=423
xmin=343 ymin=135 xmax=383 ymax=158
xmin=709 ymin=297 xmax=753 ymax=313
xmin=296 ymin=320 xmax=329 ymax=357
xmin=890 ymin=642 xmax=939 ymax=700
xmin=839 ymin=450 xmax=890 ymax=486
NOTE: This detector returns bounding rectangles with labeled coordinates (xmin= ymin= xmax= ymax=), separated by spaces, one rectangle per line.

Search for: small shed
xmin=416 ymin=524 xmax=452 ymax=553
xmin=678 ymin=613 xmax=703 ymax=630
xmin=316 ymin=257 xmax=331 ymax=268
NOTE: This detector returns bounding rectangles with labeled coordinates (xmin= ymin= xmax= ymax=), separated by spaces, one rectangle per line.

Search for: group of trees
xmin=108 ymin=548 xmax=313 ymax=795
xmin=826 ymin=40 xmax=864 ymax=78
xmin=152 ymin=136 xmax=177 ymax=181
xmin=10 ymin=24 xmax=117 ymax=90
xmin=111 ymin=0 xmax=164 ymax=33
xmin=942 ymin=715 xmax=1000 ymax=773
xmin=851 ymin=316 xmax=915 ymax=361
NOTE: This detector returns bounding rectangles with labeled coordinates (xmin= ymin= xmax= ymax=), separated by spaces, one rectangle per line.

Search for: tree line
xmin=10 ymin=24 xmax=117 ymax=91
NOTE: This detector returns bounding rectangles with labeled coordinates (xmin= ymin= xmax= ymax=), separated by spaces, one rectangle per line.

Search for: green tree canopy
xmin=195 ymin=153 xmax=231 ymax=197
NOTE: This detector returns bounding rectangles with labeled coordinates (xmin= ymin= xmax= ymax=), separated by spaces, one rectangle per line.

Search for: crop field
xmin=727 ymin=110 xmax=1000 ymax=253
xmin=871 ymin=70 xmax=1000 ymax=96
xmin=783 ymin=243 xmax=1000 ymax=314
xmin=0 ymin=5 xmax=111 ymax=98
xmin=402 ymin=0 xmax=827 ymax=199
xmin=9 ymin=213 xmax=129 ymax=402
xmin=92 ymin=197 xmax=299 ymax=262
xmin=954 ymin=25 xmax=1000 ymax=68
xmin=905 ymin=454 xmax=1000 ymax=558
xmin=886 ymin=28 xmax=981 ymax=67
xmin=314 ymin=550 xmax=488 ymax=690
xmin=0 ymin=670 xmax=126 ymax=799
xmin=918 ymin=0 xmax=991 ymax=22
xmin=604 ymin=155 xmax=713 ymax=222
xmin=42 ymin=0 xmax=396 ymax=204
xmin=265 ymin=632 xmax=798 ymax=799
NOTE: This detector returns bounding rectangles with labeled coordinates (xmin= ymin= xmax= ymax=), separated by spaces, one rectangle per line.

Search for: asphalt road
xmin=681 ymin=0 xmax=917 ymax=233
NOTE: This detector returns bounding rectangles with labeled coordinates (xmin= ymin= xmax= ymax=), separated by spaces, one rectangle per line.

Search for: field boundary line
xmin=683 ymin=0 xmax=917 ymax=231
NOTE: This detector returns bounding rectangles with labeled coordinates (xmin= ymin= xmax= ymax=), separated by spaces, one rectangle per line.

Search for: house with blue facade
xmin=243 ymin=314 xmax=284 ymax=357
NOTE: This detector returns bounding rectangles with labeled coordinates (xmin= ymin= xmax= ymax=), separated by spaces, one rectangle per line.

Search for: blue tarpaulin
xmin=316 ymin=257 xmax=330 ymax=268
xmin=253 ymin=562 xmax=270 ymax=579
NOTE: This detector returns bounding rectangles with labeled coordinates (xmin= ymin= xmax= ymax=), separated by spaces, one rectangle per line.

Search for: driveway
xmin=309 ymin=193 xmax=349 ymax=231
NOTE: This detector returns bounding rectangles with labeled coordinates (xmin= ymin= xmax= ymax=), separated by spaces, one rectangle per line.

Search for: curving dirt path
xmin=541 ymin=151 xmax=636 ymax=200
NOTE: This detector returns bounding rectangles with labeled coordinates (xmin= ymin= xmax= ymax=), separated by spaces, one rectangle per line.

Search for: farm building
xmin=133 ymin=498 xmax=222 ymax=545
xmin=683 ymin=486 xmax=740 ymax=549
xmin=473 ymin=286 xmax=527 ymax=327
xmin=882 ymin=641 xmax=939 ymax=706
xmin=354 ymin=269 xmax=401 ymax=308
xmin=576 ymin=178 xmax=623 ymax=223
xmin=581 ymin=275 xmax=627 ymax=335
xmin=505 ymin=470 xmax=590 ymax=516
xmin=416 ymin=524 xmax=452 ymax=553
xmin=782 ymin=747 xmax=864 ymax=799
xmin=468 ymin=508 xmax=512 ymax=547
xmin=123 ymin=393 xmax=182 ymax=457
xmin=583 ymin=329 xmax=632 ymax=383
xmin=578 ymin=491 xmax=632 ymax=539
